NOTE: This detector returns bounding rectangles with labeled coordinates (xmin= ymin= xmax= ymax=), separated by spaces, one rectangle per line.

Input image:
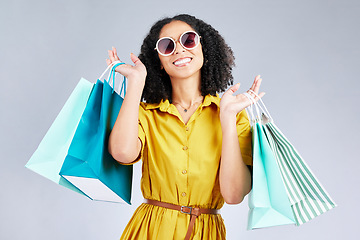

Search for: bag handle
xmin=243 ymin=92 xmax=257 ymax=125
xmin=97 ymin=60 xmax=126 ymax=96
xmin=248 ymin=90 xmax=273 ymax=121
xmin=98 ymin=60 xmax=122 ymax=80
xmin=244 ymin=91 xmax=273 ymax=126
xmin=108 ymin=62 xmax=126 ymax=96
xmin=244 ymin=92 xmax=262 ymax=122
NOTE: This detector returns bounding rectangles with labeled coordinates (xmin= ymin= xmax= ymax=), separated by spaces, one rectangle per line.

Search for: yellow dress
xmin=120 ymin=94 xmax=252 ymax=240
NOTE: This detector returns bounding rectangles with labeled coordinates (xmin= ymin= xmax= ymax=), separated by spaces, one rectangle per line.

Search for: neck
xmin=170 ymin=74 xmax=202 ymax=105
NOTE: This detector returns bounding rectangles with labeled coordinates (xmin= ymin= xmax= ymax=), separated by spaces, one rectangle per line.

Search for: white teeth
xmin=174 ymin=58 xmax=191 ymax=66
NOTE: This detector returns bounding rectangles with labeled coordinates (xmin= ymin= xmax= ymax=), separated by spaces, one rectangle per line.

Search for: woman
xmin=107 ymin=14 xmax=264 ymax=240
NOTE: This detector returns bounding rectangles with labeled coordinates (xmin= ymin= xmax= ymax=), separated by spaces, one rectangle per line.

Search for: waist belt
xmin=144 ymin=199 xmax=220 ymax=240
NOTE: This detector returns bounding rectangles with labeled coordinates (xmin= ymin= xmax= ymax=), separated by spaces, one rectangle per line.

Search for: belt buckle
xmin=181 ymin=206 xmax=192 ymax=215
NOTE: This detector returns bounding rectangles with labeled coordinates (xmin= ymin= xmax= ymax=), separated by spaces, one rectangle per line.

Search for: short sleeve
xmin=236 ymin=109 xmax=253 ymax=167
xmin=117 ymin=103 xmax=146 ymax=166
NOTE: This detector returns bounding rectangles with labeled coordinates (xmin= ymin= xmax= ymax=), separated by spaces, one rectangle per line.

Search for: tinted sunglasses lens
xmin=181 ymin=32 xmax=198 ymax=49
xmin=158 ymin=38 xmax=175 ymax=55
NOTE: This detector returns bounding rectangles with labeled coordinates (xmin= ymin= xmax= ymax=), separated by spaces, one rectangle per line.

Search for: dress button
xmin=185 ymin=127 xmax=189 ymax=131
xmin=182 ymin=146 xmax=188 ymax=150
xmin=181 ymin=192 xmax=187 ymax=197
xmin=182 ymin=170 xmax=187 ymax=174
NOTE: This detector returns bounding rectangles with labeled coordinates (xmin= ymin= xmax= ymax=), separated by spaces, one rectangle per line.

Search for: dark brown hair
xmin=139 ymin=14 xmax=235 ymax=103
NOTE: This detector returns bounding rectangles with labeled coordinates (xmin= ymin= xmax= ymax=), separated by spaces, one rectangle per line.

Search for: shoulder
xmin=203 ymin=94 xmax=220 ymax=109
xmin=139 ymin=100 xmax=168 ymax=112
xmin=138 ymin=100 xmax=170 ymax=120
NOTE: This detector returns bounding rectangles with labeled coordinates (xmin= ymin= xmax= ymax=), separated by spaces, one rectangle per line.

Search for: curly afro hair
xmin=139 ymin=14 xmax=235 ymax=103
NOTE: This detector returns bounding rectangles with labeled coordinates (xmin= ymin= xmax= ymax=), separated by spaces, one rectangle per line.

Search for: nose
xmin=174 ymin=40 xmax=185 ymax=55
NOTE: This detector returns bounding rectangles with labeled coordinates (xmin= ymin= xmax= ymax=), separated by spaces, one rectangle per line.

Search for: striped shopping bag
xmin=262 ymin=118 xmax=337 ymax=225
xmin=245 ymin=90 xmax=337 ymax=226
xmin=244 ymin=91 xmax=336 ymax=228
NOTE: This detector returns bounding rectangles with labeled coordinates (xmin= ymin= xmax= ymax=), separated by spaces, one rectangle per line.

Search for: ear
xmin=160 ymin=64 xmax=164 ymax=70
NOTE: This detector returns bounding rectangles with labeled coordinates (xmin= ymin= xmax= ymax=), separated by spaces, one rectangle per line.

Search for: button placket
xmin=179 ymin=123 xmax=190 ymax=203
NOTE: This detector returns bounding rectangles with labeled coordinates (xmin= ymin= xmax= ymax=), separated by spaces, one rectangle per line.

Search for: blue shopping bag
xmin=60 ymin=63 xmax=132 ymax=204
xmin=25 ymin=78 xmax=93 ymax=196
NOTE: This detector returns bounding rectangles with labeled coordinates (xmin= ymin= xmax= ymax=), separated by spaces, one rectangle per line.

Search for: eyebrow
xmin=159 ymin=34 xmax=178 ymax=40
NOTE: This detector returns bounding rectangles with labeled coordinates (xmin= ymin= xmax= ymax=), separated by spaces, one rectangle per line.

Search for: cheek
xmin=158 ymin=57 xmax=174 ymax=75
xmin=159 ymin=56 xmax=171 ymax=69
xmin=196 ymin=46 xmax=204 ymax=64
xmin=195 ymin=49 xmax=204 ymax=66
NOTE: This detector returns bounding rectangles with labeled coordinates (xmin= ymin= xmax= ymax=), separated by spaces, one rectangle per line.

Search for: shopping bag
xmin=263 ymin=116 xmax=337 ymax=225
xmin=247 ymin=117 xmax=296 ymax=229
xmin=60 ymin=62 xmax=133 ymax=204
xmin=246 ymin=91 xmax=336 ymax=226
xmin=25 ymin=78 xmax=93 ymax=196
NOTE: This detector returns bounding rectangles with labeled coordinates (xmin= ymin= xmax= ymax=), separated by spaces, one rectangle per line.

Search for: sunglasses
xmin=155 ymin=31 xmax=201 ymax=56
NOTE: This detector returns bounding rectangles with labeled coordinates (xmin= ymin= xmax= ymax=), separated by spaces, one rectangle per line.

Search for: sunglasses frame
xmin=154 ymin=30 xmax=201 ymax=56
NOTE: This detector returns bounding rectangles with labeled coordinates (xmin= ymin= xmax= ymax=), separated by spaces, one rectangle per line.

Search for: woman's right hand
xmin=106 ymin=47 xmax=147 ymax=87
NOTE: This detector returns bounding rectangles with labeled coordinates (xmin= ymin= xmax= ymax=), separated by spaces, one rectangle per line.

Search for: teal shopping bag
xmin=247 ymin=122 xmax=296 ymax=229
xmin=25 ymin=78 xmax=93 ymax=196
xmin=60 ymin=63 xmax=132 ymax=204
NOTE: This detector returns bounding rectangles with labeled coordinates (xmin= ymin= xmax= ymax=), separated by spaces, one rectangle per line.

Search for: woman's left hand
xmin=220 ymin=75 xmax=265 ymax=119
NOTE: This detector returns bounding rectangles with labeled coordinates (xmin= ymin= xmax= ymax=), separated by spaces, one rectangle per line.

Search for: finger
xmin=225 ymin=83 xmax=241 ymax=95
xmin=130 ymin=53 xmax=142 ymax=66
xmin=251 ymin=92 xmax=266 ymax=103
xmin=258 ymin=92 xmax=266 ymax=98
xmin=248 ymin=91 xmax=265 ymax=103
xmin=112 ymin=46 xmax=120 ymax=61
xmin=248 ymin=77 xmax=262 ymax=98
xmin=110 ymin=50 xmax=117 ymax=62
xmin=106 ymin=59 xmax=111 ymax=66
xmin=253 ymin=77 xmax=262 ymax=94
xmin=108 ymin=49 xmax=116 ymax=62
xmin=249 ymin=75 xmax=260 ymax=91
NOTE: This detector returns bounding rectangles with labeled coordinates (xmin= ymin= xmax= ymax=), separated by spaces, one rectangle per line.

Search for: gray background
xmin=1 ymin=0 xmax=358 ymax=239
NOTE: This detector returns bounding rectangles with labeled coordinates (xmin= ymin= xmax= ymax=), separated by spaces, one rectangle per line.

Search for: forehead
xmin=159 ymin=20 xmax=195 ymax=39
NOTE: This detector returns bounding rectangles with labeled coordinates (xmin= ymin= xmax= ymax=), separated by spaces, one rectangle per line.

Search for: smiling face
xmin=158 ymin=20 xmax=204 ymax=81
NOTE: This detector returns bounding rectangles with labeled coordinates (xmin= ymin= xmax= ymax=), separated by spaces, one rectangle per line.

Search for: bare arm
xmin=107 ymin=48 xmax=147 ymax=164
xmin=219 ymin=75 xmax=264 ymax=204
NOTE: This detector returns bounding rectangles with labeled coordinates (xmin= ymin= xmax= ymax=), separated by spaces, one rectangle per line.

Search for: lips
xmin=173 ymin=57 xmax=192 ymax=66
